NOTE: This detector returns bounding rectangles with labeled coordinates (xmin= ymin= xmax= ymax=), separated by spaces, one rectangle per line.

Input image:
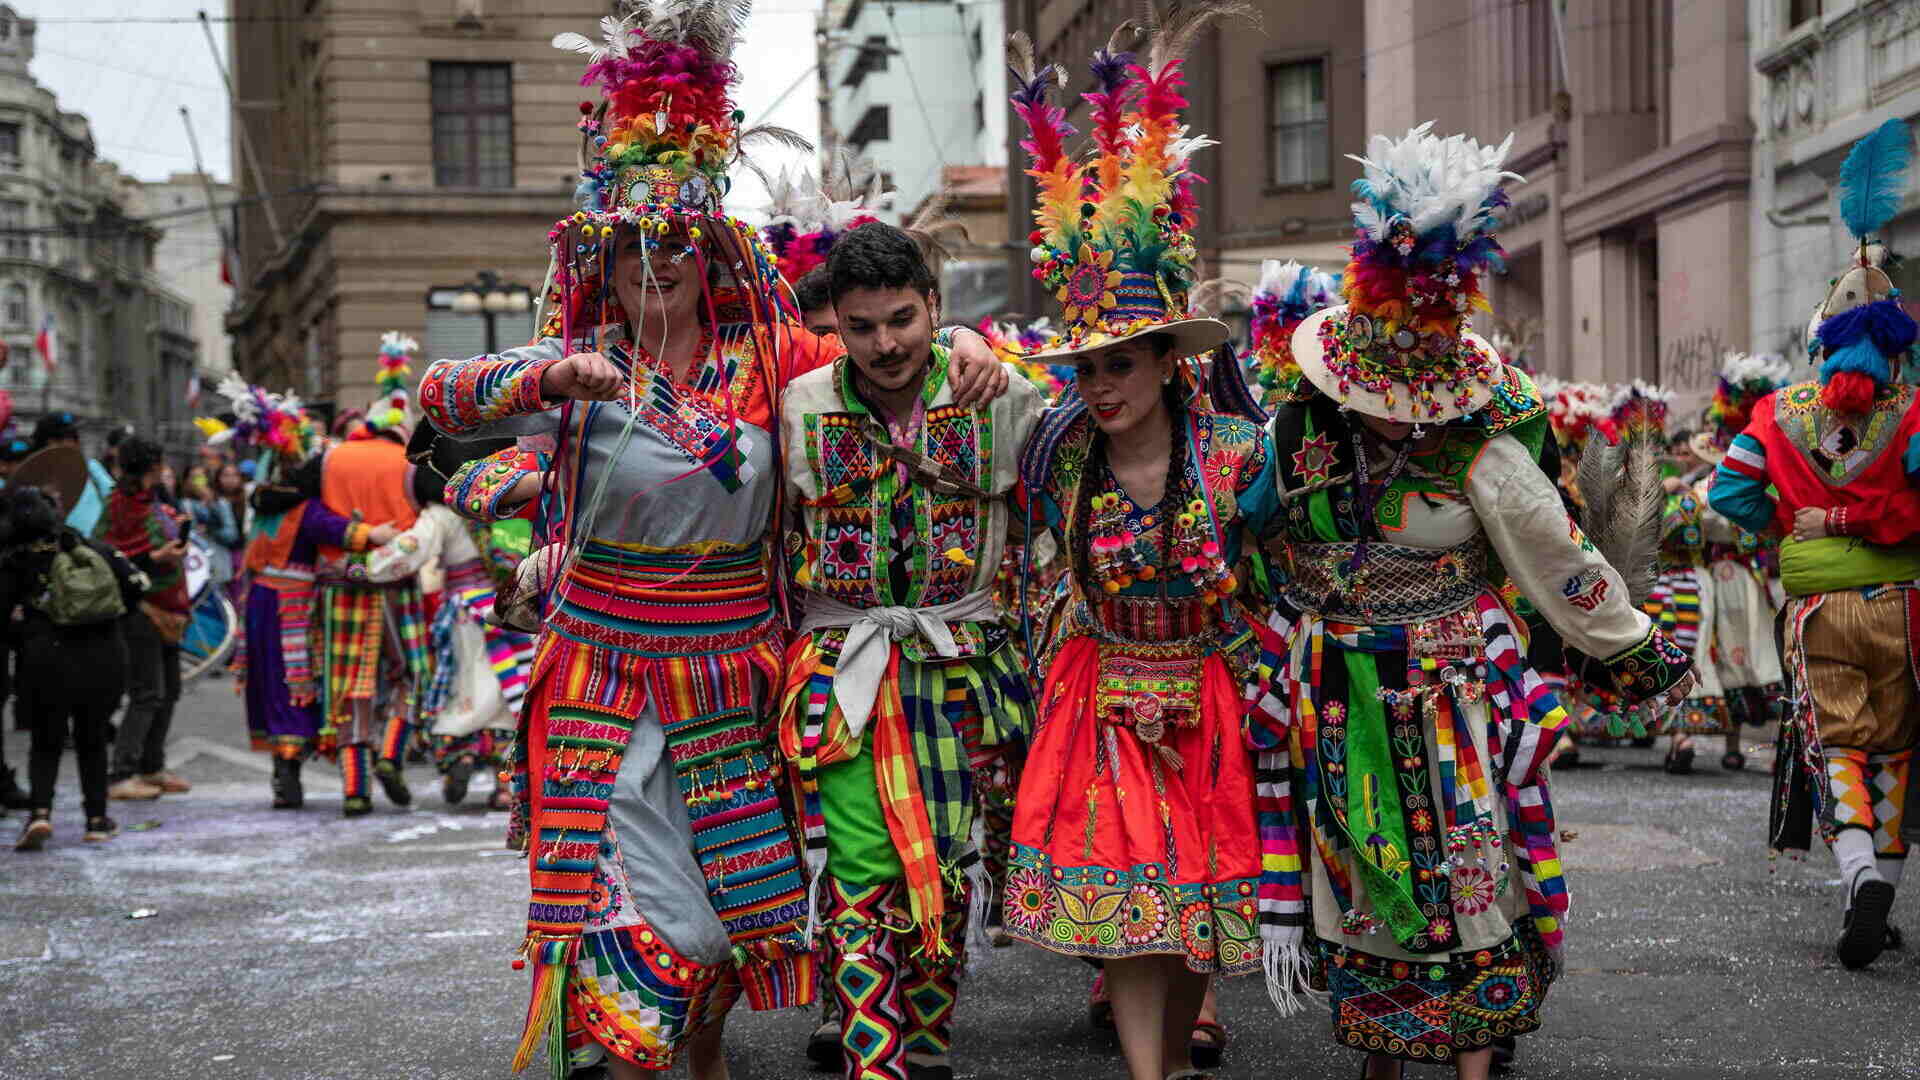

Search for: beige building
xmin=1003 ymin=0 xmax=1756 ymax=408
xmin=225 ymin=0 xmax=596 ymax=417
xmin=119 ymin=171 xmax=237 ymax=384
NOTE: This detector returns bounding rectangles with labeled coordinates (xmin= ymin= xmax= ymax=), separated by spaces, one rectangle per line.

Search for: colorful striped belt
xmin=443 ymin=557 xmax=491 ymax=594
xmin=547 ymin=539 xmax=779 ymax=657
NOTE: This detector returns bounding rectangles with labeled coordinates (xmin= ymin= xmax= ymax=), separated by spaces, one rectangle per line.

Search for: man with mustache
xmin=774 ymin=222 xmax=1044 ymax=1080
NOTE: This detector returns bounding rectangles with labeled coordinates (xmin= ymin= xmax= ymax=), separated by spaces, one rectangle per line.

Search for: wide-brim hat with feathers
xmin=1292 ymin=122 xmax=1521 ymax=423
xmin=1007 ymin=1 xmax=1254 ymax=365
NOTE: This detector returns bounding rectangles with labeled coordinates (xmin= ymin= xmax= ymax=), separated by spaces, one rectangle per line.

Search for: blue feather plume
xmin=1838 ymin=118 xmax=1914 ymax=241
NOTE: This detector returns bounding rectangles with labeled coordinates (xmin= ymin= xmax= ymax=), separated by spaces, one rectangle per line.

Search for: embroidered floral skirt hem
xmin=1002 ymin=635 xmax=1262 ymax=975
xmin=1319 ymin=921 xmax=1553 ymax=1064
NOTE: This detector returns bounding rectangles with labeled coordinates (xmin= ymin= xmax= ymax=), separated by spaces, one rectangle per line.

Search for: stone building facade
xmin=224 ymin=0 xmax=596 ymax=416
xmin=1750 ymin=0 xmax=1920 ymax=371
xmin=1002 ymin=0 xmax=1756 ymax=408
xmin=0 ymin=5 xmax=199 ymax=452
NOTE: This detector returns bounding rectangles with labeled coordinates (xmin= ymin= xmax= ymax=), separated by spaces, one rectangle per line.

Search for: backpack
xmin=39 ymin=539 xmax=128 ymax=626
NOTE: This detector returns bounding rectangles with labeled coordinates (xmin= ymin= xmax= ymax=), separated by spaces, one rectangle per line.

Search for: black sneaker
xmin=82 ymin=816 xmax=118 ymax=843
xmin=373 ymin=759 xmax=412 ymax=808
xmin=443 ymin=755 xmax=475 ymax=807
xmin=1838 ymin=880 xmax=1897 ymax=970
xmin=15 ymin=810 xmax=50 ymax=851
xmin=806 ymin=1018 xmax=842 ymax=1071
xmin=342 ymin=796 xmax=374 ymax=818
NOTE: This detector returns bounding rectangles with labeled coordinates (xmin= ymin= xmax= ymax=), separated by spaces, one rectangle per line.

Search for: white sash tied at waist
xmin=798 ymin=589 xmax=998 ymax=740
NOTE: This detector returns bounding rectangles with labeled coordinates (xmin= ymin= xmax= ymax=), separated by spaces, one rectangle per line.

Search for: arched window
xmin=2 ymin=282 xmax=26 ymax=328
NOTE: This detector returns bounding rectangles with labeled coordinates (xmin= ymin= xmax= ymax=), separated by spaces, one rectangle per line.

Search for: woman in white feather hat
xmin=1249 ymin=124 xmax=1695 ymax=1078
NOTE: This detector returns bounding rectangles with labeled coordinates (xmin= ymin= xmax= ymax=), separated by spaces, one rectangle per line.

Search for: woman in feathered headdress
xmin=1252 ymin=124 xmax=1695 ymax=1076
xmin=416 ymin=5 xmax=1012 ymax=1077
xmin=998 ymin=8 xmax=1284 ymax=1077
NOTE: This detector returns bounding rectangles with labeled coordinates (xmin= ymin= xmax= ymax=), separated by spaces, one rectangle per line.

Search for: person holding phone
xmin=103 ymin=436 xmax=192 ymax=801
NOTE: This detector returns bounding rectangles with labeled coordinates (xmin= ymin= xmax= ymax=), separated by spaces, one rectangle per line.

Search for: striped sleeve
xmin=1708 ymin=432 xmax=1775 ymax=534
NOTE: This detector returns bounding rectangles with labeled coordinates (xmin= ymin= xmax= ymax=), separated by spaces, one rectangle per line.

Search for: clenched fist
xmin=540 ymin=352 xmax=625 ymax=401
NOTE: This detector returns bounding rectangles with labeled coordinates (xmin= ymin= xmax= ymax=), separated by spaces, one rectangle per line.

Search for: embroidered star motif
xmin=1292 ymin=432 xmax=1337 ymax=486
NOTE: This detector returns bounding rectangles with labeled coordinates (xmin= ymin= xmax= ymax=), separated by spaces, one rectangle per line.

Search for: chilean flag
xmin=34 ymin=312 xmax=55 ymax=374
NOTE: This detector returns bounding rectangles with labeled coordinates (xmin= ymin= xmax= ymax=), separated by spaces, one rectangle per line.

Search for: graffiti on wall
xmin=1660 ymin=327 xmax=1727 ymax=393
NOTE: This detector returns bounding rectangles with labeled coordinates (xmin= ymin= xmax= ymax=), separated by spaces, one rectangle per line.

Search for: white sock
xmin=1878 ymin=856 xmax=1907 ymax=889
xmin=1833 ymin=829 xmax=1884 ymax=905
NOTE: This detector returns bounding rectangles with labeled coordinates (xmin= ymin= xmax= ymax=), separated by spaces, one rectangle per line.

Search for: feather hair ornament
xmin=1702 ymin=350 xmax=1791 ymax=451
xmin=1838 ymin=117 xmax=1913 ymax=243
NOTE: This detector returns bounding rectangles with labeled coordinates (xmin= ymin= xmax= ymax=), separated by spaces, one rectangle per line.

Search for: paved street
xmin=3 ymin=678 xmax=1918 ymax=1080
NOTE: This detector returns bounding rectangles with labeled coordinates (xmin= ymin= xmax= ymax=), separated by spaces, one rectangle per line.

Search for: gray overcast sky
xmin=18 ymin=1 xmax=819 ymax=215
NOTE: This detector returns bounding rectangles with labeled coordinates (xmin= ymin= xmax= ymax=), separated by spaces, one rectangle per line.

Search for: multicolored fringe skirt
xmin=514 ymin=540 xmax=814 ymax=1077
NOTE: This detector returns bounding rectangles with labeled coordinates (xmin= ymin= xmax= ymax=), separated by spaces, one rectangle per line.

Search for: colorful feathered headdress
xmin=762 ymin=158 xmax=892 ymax=286
xmin=1597 ymin=380 xmax=1673 ymax=446
xmin=555 ymin=0 xmax=801 ymax=219
xmin=535 ymin=0 xmax=799 ymax=342
xmin=1291 ymin=122 xmax=1521 ymax=422
xmin=1535 ymin=376 xmax=1612 ymax=453
xmin=1009 ymin=0 xmax=1255 ymax=363
xmin=204 ymin=374 xmax=316 ymax=465
xmin=1810 ymin=117 xmax=1920 ymax=412
xmin=1702 ymin=351 xmax=1791 ymax=452
xmin=1244 ymin=259 xmax=1339 ymax=407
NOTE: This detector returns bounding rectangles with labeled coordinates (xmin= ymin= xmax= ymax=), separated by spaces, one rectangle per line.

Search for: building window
xmin=843 ymin=35 xmax=891 ymax=88
xmin=430 ymin=62 xmax=514 ymax=188
xmin=0 ymin=123 xmax=18 ymax=166
xmin=849 ymin=105 xmax=890 ymax=151
xmin=1789 ymin=0 xmax=1820 ymax=27
xmin=1267 ymin=59 xmax=1329 ymax=189
xmin=973 ymin=93 xmax=984 ymax=134
xmin=0 ymin=200 xmax=25 ymax=258
xmin=3 ymin=283 xmax=26 ymax=328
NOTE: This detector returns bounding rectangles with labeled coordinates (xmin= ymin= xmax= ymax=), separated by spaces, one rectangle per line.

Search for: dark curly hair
xmin=826 ymin=222 xmax=936 ymax=304
xmin=115 ymin=436 xmax=165 ymax=492
xmin=0 ymin=484 xmax=63 ymax=550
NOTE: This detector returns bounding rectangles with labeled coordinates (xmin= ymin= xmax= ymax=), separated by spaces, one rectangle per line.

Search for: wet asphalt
xmin=1 ymin=681 xmax=1915 ymax=1080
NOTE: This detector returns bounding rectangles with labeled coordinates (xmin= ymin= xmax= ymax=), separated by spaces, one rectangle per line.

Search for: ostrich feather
xmin=1135 ymin=0 xmax=1258 ymax=75
xmin=1188 ymin=277 xmax=1249 ymax=317
xmin=737 ymin=124 xmax=814 ymax=154
xmin=1718 ymin=350 xmax=1793 ymax=388
xmin=1838 ymin=118 xmax=1912 ymax=241
xmin=1577 ymin=424 xmax=1663 ymax=607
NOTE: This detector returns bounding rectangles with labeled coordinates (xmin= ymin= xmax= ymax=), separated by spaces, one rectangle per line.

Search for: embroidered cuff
xmin=1828 ymin=506 xmax=1859 ymax=537
xmin=418 ymin=353 xmax=561 ymax=434
xmin=1600 ymin=624 xmax=1691 ymax=704
xmin=451 ymin=453 xmax=536 ymax=521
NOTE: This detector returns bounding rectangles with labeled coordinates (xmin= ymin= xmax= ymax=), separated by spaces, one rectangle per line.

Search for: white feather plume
xmin=551 ymin=14 xmax=636 ymax=62
xmin=1347 ymin=121 xmax=1522 ymax=243
xmin=1718 ymin=349 xmax=1793 ymax=387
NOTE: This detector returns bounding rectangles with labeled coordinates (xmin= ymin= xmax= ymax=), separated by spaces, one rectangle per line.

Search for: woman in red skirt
xmin=1000 ymin=11 xmax=1274 ymax=1076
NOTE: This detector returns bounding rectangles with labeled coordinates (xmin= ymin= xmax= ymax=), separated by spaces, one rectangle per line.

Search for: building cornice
xmin=227 ymin=184 xmax=570 ymax=330
xmin=1756 ymin=22 xmax=1822 ymax=77
xmin=1560 ymin=124 xmax=1753 ymax=244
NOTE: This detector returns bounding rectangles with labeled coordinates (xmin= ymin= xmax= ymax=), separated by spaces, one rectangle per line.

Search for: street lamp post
xmin=451 ymin=270 xmax=532 ymax=354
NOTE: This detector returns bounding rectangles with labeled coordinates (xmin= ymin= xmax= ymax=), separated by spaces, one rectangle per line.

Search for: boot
xmin=271 ymin=757 xmax=305 ymax=810
xmin=442 ymin=754 xmax=474 ymax=807
xmin=373 ymin=758 xmax=412 ymax=808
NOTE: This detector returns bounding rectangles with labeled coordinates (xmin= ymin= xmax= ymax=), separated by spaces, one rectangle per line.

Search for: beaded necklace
xmin=1084 ymin=411 xmax=1237 ymax=604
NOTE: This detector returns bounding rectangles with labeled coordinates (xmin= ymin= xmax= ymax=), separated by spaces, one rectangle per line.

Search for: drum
xmin=179 ymin=537 xmax=238 ymax=682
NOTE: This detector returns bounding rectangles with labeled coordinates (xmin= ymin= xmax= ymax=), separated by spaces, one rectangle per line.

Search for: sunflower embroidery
xmin=1060 ymin=247 xmax=1121 ymax=328
xmin=1005 ymin=868 xmax=1056 ymax=934
xmin=1449 ymin=865 xmax=1498 ymax=917
xmin=1119 ymin=884 xmax=1169 ymax=945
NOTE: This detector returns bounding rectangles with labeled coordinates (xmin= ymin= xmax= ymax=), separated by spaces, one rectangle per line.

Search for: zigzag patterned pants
xmin=1825 ymin=748 xmax=1913 ymax=860
xmin=826 ymin=876 xmax=963 ymax=1080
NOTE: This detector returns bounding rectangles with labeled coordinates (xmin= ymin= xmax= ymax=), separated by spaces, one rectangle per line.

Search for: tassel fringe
xmin=802 ymin=846 xmax=829 ymax=944
xmin=961 ymin=818 xmax=995 ymax=976
xmin=511 ymin=937 xmax=576 ymax=1076
xmin=1259 ymin=928 xmax=1321 ymax=1019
